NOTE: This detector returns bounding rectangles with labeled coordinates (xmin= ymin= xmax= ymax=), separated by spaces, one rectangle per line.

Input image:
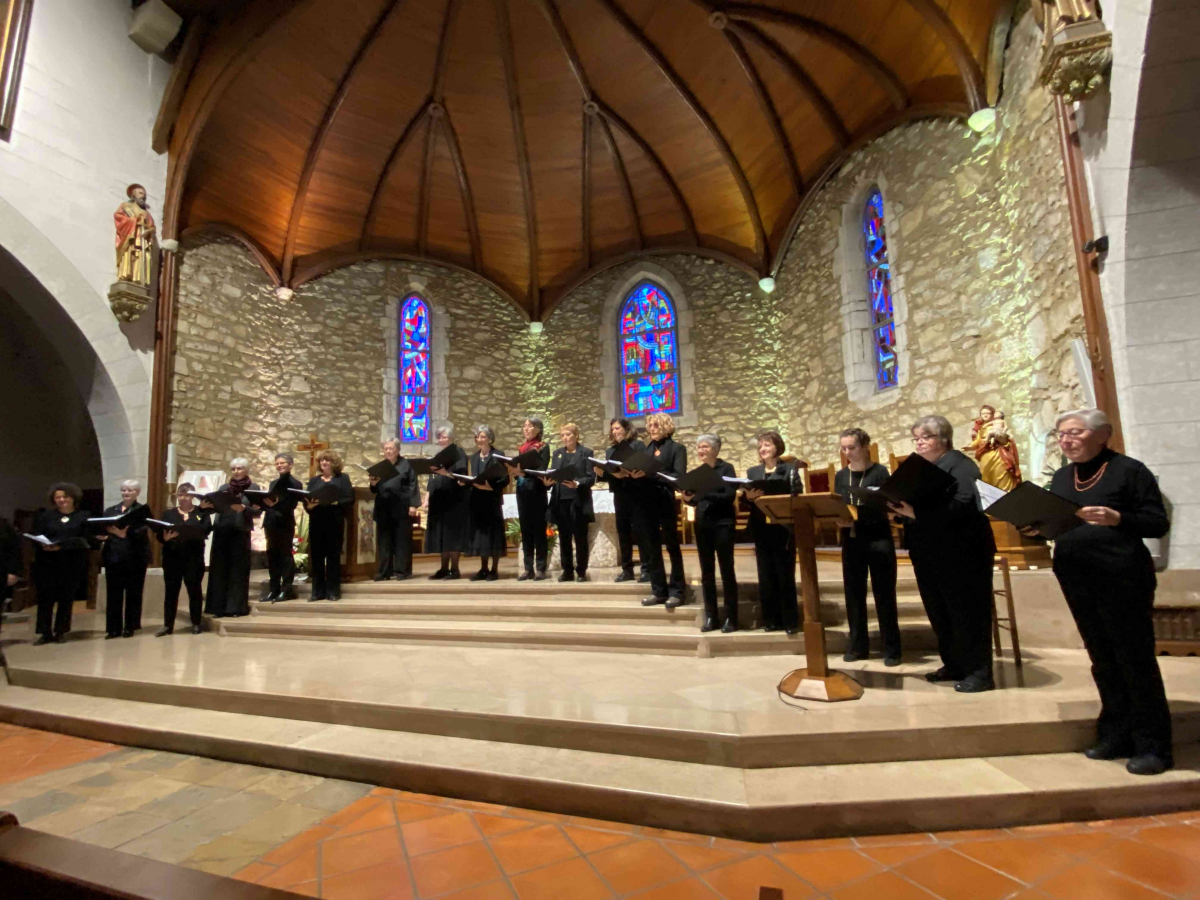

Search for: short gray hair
xmin=435 ymin=423 xmax=455 ymax=440
xmin=275 ymin=452 xmax=294 ymax=465
xmin=1056 ymin=408 xmax=1112 ymax=432
xmin=473 ymin=424 xmax=495 ymax=444
xmin=382 ymin=438 xmax=401 ymax=451
xmin=696 ymin=433 xmax=722 ymax=454
xmin=230 ymin=457 xmax=250 ymax=469
xmin=119 ymin=479 xmax=141 ymax=490
xmin=910 ymin=415 xmax=953 ymax=446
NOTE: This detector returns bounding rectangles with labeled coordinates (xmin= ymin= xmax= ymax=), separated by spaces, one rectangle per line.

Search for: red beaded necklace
xmin=1073 ymin=460 xmax=1108 ymax=492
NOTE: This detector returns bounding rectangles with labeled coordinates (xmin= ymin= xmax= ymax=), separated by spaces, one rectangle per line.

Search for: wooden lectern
xmin=756 ymin=492 xmax=864 ymax=702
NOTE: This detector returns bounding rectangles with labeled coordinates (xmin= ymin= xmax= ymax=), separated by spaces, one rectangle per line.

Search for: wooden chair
xmin=675 ymin=496 xmax=692 ymax=544
xmin=992 ymin=556 xmax=1022 ymax=667
xmin=888 ymin=450 xmax=910 ymax=472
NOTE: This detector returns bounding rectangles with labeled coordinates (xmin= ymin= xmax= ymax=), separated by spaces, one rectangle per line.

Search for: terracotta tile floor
xmin=5 ymin=722 xmax=1200 ymax=899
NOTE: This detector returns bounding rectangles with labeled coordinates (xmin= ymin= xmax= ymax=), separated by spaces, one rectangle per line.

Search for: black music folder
xmin=410 ymin=445 xmax=463 ymax=476
xmin=723 ymin=476 xmax=790 ymax=495
xmin=244 ymin=480 xmax=291 ymax=506
xmin=495 ymin=450 xmax=545 ymax=470
xmin=619 ymin=450 xmax=664 ymax=475
xmin=23 ymin=533 xmax=90 ymax=550
xmin=662 ymin=464 xmax=726 ymax=499
xmin=189 ymin=491 xmax=247 ymax=514
xmin=289 ymin=483 xmax=343 ymax=506
xmin=448 ymin=463 xmax=509 ymax=485
xmin=525 ymin=465 xmax=582 ymax=484
xmin=84 ymin=504 xmax=151 ymax=533
xmin=847 ymin=453 xmax=955 ymax=510
xmin=366 ymin=459 xmax=400 ymax=482
xmin=982 ymin=481 xmax=1081 ymax=539
xmin=146 ymin=518 xmax=208 ymax=542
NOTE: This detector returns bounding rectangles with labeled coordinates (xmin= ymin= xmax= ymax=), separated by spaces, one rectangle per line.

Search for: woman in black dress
xmin=545 ymin=423 xmax=595 ymax=582
xmin=29 ymin=482 xmax=92 ymax=644
xmin=686 ymin=434 xmax=738 ymax=632
xmin=889 ymin=415 xmax=996 ymax=693
xmin=305 ymin=449 xmax=355 ymax=601
xmin=466 ymin=425 xmax=510 ymax=581
xmin=742 ymin=430 xmax=798 ymax=635
xmin=509 ymin=416 xmax=550 ymax=581
xmin=593 ymin=418 xmax=646 ymax=583
xmin=203 ymin=458 xmax=260 ymax=618
xmin=423 ymin=424 xmax=469 ymax=580
xmin=1044 ymin=408 xmax=1172 ymax=775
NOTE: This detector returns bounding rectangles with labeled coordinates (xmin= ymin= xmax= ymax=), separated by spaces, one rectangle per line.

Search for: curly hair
xmin=645 ymin=412 xmax=675 ymax=436
xmin=46 ymin=482 xmax=83 ymax=508
xmin=316 ymin=449 xmax=344 ymax=476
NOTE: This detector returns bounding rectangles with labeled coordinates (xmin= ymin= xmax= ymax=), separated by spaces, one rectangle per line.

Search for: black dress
xmin=372 ymin=459 xmax=420 ymax=579
xmin=261 ymin=472 xmax=302 ymax=597
xmin=157 ymin=506 xmax=212 ymax=629
xmin=637 ymin=436 xmax=688 ymax=600
xmin=306 ymin=473 xmax=355 ymax=599
xmin=747 ymin=462 xmax=799 ymax=631
xmin=901 ymin=450 xmax=996 ymax=682
xmin=835 ymin=464 xmax=901 ymax=659
xmin=604 ymin=438 xmax=647 ymax=578
xmin=204 ymin=482 xmax=260 ymax=617
xmin=547 ymin=445 xmax=595 ymax=578
xmin=466 ymin=450 xmax=510 ymax=559
xmin=425 ymin=445 xmax=469 ymax=554
xmin=31 ymin=508 xmax=91 ymax=637
xmin=690 ymin=460 xmax=738 ymax=623
xmin=1049 ymin=447 xmax=1172 ymax=759
xmin=100 ymin=501 xmax=151 ymax=636
xmin=514 ymin=442 xmax=551 ymax=575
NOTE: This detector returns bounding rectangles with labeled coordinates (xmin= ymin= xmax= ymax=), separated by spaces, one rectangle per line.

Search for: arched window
xmin=864 ymin=188 xmax=898 ymax=390
xmin=619 ymin=281 xmax=681 ymax=417
xmin=399 ymin=294 xmax=431 ymax=442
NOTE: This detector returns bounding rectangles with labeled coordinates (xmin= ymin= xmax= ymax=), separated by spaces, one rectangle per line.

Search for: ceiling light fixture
xmin=529 ymin=321 xmax=544 ymax=334
xmin=967 ymin=107 xmax=997 ymax=133
xmin=758 ymin=276 xmax=776 ymax=293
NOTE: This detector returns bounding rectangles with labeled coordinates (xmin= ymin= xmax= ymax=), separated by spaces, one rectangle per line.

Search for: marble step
xmin=214 ymin=613 xmax=939 ymax=657
xmin=1 ymin=683 xmax=1197 ymax=842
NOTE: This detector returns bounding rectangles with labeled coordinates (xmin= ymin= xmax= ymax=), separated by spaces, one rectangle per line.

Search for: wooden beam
xmin=903 ymin=0 xmax=987 ymax=111
xmin=581 ymin=113 xmax=591 ymax=269
xmin=431 ymin=0 xmax=459 ymax=101
xmin=152 ymin=16 xmax=209 ymax=155
xmin=722 ymin=27 xmax=803 ymax=194
xmin=494 ymin=0 xmax=540 ymax=318
xmin=360 ymin=99 xmax=431 ymax=251
xmin=596 ymin=115 xmax=642 ymax=252
xmin=534 ymin=0 xmax=594 ymax=99
xmin=595 ymin=0 xmax=767 ymax=271
xmin=417 ymin=113 xmax=438 ymax=257
xmin=281 ymin=0 xmax=399 ymax=283
xmin=181 ymin=222 xmax=284 ymax=285
xmin=723 ymin=3 xmax=908 ymax=110
xmin=441 ymin=109 xmax=482 ymax=272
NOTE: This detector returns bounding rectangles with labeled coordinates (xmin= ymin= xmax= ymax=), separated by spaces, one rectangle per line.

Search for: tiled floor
xmin=2 ymin=723 xmax=1200 ymax=898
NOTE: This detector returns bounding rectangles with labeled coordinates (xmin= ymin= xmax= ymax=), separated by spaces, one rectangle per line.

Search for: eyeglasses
xmin=1056 ymin=429 xmax=1090 ymax=440
xmin=911 ymin=434 xmax=939 ymax=445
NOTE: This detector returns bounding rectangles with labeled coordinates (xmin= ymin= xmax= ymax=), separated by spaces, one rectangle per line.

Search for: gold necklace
xmin=1074 ymin=461 xmax=1108 ymax=491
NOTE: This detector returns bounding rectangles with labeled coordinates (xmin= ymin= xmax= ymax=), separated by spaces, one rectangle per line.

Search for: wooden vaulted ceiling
xmin=164 ymin=0 xmax=1011 ymax=319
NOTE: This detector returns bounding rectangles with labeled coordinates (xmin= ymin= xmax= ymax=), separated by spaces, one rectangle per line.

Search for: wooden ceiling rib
xmin=170 ymin=0 xmax=1011 ymax=318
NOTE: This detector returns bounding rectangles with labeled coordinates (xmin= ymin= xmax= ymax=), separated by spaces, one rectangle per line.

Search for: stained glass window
xmin=619 ymin=281 xmax=681 ymax=417
xmin=399 ymin=294 xmax=431 ymax=442
xmin=864 ymin=188 xmax=898 ymax=390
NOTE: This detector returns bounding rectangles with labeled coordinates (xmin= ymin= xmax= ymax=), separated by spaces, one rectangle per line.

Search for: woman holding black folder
xmin=1044 ymin=408 xmax=1172 ymax=775
xmin=30 ymin=482 xmax=92 ymax=644
xmin=634 ymin=413 xmax=688 ymax=608
xmin=546 ymin=423 xmax=594 ymax=582
xmin=686 ymin=434 xmax=738 ymax=632
xmin=594 ymin=418 xmax=647 ymax=583
xmin=305 ymin=450 xmax=355 ymax=601
xmin=424 ymin=424 xmax=469 ymax=579
xmin=204 ymin=458 xmax=261 ymax=618
xmin=743 ymin=431 xmax=799 ymax=634
xmin=156 ymin=482 xmax=212 ymax=635
xmin=889 ymin=416 xmax=995 ymax=693
xmin=371 ymin=439 xmax=420 ymax=582
xmin=512 ymin=417 xmax=550 ymax=581
xmin=96 ymin=479 xmax=151 ymax=639
xmin=466 ymin=425 xmax=510 ymax=581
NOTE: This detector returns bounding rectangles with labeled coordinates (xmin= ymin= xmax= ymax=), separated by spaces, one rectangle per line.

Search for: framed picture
xmin=0 ymin=0 xmax=33 ymax=140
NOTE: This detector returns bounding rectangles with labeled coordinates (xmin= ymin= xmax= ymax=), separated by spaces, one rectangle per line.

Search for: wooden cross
xmin=296 ymin=432 xmax=329 ymax=478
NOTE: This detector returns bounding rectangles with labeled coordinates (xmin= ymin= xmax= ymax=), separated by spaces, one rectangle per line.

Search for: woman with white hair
xmin=466 ymin=424 xmax=510 ymax=581
xmin=97 ymin=479 xmax=151 ymax=639
xmin=423 ymin=423 xmax=469 ymax=579
xmin=371 ymin=438 xmax=420 ymax=581
xmin=686 ymin=433 xmax=739 ymax=632
xmin=889 ymin=415 xmax=996 ymax=693
xmin=1042 ymin=408 xmax=1172 ymax=775
xmin=204 ymin=457 xmax=261 ymax=617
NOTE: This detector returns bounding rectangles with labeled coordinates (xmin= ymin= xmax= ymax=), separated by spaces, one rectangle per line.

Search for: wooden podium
xmin=756 ymin=492 xmax=864 ymax=703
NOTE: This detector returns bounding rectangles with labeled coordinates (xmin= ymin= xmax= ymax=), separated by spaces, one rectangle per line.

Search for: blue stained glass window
xmin=619 ymin=282 xmax=681 ymax=417
xmin=399 ymin=295 xmax=431 ymax=442
xmin=864 ymin=188 xmax=898 ymax=390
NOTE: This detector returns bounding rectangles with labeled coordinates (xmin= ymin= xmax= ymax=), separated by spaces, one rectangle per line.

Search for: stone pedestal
xmin=107 ymin=281 xmax=154 ymax=322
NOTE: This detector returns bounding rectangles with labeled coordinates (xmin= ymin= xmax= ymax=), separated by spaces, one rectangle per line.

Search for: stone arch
xmin=382 ymin=271 xmax=450 ymax=457
xmin=599 ymin=261 xmax=698 ymax=429
xmin=832 ymin=172 xmax=912 ymax=410
xmin=0 ymin=193 xmax=149 ymax=508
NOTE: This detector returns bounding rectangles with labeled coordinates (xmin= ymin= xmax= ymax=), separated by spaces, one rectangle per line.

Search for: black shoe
xmin=721 ymin=619 xmax=738 ymax=634
xmin=446 ymin=570 xmax=461 ymax=580
xmin=700 ymin=617 xmax=719 ymax=633
xmin=264 ymin=592 xmax=279 ymax=603
xmin=373 ymin=575 xmax=388 ymax=582
xmin=763 ymin=622 xmax=782 ymax=632
xmin=666 ymin=595 xmax=688 ymax=610
xmin=1126 ymin=753 xmax=1172 ymax=776
xmin=785 ymin=628 xmax=799 ymax=637
xmin=637 ymin=573 xmax=651 ymax=583
xmin=925 ymin=667 xmax=959 ymax=683
xmin=309 ymin=594 xmax=324 ymax=602
xmin=470 ymin=569 xmax=489 ymax=582
xmin=191 ymin=625 xmax=202 ymax=634
xmin=53 ymin=633 xmax=66 ymax=644
xmin=576 ymin=572 xmax=588 ymax=582
xmin=155 ymin=627 xmax=173 ymax=637
xmin=641 ymin=596 xmax=666 ymax=607
xmin=122 ymin=629 xmax=135 ymax=638
xmin=517 ymin=571 xmax=534 ymax=582
xmin=534 ymin=571 xmax=548 ymax=581
xmin=842 ymin=651 xmax=864 ymax=663
xmin=614 ymin=571 xmax=634 ymax=583
xmin=954 ymin=674 xmax=995 ymax=693
xmin=104 ymin=632 xmax=120 ymax=639
xmin=430 ymin=569 xmax=448 ymax=580
xmin=328 ymin=594 xmax=340 ymax=602
xmin=1083 ymin=737 xmax=1136 ymax=761
xmin=486 ymin=571 xmax=499 ymax=581
xmin=884 ymin=655 xmax=902 ymax=667
xmin=282 ymin=589 xmax=299 ymax=600
xmin=558 ymin=572 xmax=575 ymax=583
xmin=393 ymin=573 xmax=411 ymax=581
xmin=33 ymin=635 xmax=51 ymax=646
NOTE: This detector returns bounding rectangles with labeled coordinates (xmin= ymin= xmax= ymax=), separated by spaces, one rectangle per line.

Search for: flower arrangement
xmin=504 ymin=517 xmax=556 ymax=555
xmin=292 ymin=508 xmax=310 ymax=577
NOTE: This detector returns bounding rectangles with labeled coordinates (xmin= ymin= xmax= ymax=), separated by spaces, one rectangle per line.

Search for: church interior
xmin=3 ymin=0 xmax=1200 ymax=896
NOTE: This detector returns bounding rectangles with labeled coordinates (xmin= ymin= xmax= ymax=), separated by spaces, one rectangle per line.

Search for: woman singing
xmin=634 ymin=413 xmax=688 ymax=608
xmin=510 ymin=416 xmax=550 ymax=581
xmin=686 ymin=434 xmax=738 ymax=632
xmin=98 ymin=479 xmax=150 ymax=639
xmin=305 ymin=449 xmax=355 ymax=601
xmin=29 ymin=482 xmax=91 ymax=644
xmin=466 ymin=425 xmax=510 ymax=581
xmin=594 ymin=418 xmax=646 ymax=583
xmin=546 ymin=423 xmax=594 ymax=582
xmin=156 ymin=482 xmax=212 ymax=635
xmin=424 ymin=424 xmax=469 ymax=580
xmin=743 ymin=431 xmax=798 ymax=635
xmin=204 ymin=458 xmax=260 ymax=618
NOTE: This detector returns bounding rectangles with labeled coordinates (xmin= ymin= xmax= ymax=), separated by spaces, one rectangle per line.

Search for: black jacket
xmin=902 ymin=450 xmax=994 ymax=552
xmin=642 ymin=437 xmax=687 ymax=516
xmin=515 ymin=443 xmax=551 ymax=496
xmin=834 ymin=463 xmax=893 ymax=540
xmin=306 ymin=473 xmax=355 ymax=519
xmin=156 ymin=506 xmax=212 ymax=560
xmin=689 ymin=460 xmax=737 ymax=526
xmin=100 ymin=502 xmax=151 ymax=569
xmin=746 ymin=462 xmax=796 ymax=533
xmin=262 ymin=473 xmax=303 ymax=532
xmin=212 ymin=483 xmax=261 ymax=533
xmin=602 ymin=439 xmax=646 ymax=494
xmin=371 ymin=458 xmax=421 ymax=526
xmin=548 ymin=444 xmax=596 ymax=522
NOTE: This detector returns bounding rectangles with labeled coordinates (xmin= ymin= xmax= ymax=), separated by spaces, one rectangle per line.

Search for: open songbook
xmin=22 ymin=533 xmax=90 ymax=550
xmin=243 ymin=480 xmax=292 ymax=506
xmin=494 ymin=450 xmax=545 ymax=470
xmin=409 ymin=445 xmax=464 ymax=476
xmin=977 ymin=480 xmax=1081 ymax=538
xmin=365 ymin=459 xmax=400 ymax=481
xmin=723 ymin=476 xmax=791 ymax=494
xmin=617 ymin=450 xmax=664 ymax=475
xmin=288 ymin=483 xmax=344 ymax=506
xmin=525 ymin=465 xmax=582 ymax=484
xmin=448 ymin=463 xmax=509 ymax=485
xmin=146 ymin=518 xmax=208 ymax=542
xmin=188 ymin=491 xmax=250 ymax=514
xmin=83 ymin=504 xmax=151 ymax=533
xmin=662 ymin=465 xmax=726 ymax=499
xmin=846 ymin=454 xmax=955 ymax=510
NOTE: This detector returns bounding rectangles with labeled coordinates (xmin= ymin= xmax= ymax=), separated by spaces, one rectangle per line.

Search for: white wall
xmin=0 ymin=0 xmax=170 ymax=506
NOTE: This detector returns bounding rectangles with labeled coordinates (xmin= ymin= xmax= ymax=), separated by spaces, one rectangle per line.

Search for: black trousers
xmin=841 ymin=531 xmax=901 ymax=658
xmin=516 ymin=490 xmax=548 ymax=573
xmin=1056 ymin=561 xmax=1172 ymax=758
xmin=205 ymin=529 xmax=251 ymax=617
xmin=556 ymin=501 xmax=590 ymax=576
xmin=638 ymin=500 xmax=685 ymax=599
xmin=35 ymin=553 xmax=84 ymax=636
xmin=265 ymin=527 xmax=295 ymax=594
xmin=309 ymin=510 xmax=344 ymax=598
xmin=376 ymin=519 xmax=413 ymax=578
xmin=696 ymin=519 xmax=737 ymax=621
xmin=613 ymin=492 xmax=646 ymax=577
xmin=754 ymin=525 xmax=798 ymax=629
xmin=163 ymin=551 xmax=204 ymax=628
xmin=105 ymin=564 xmax=146 ymax=635
xmin=909 ymin=538 xmax=994 ymax=679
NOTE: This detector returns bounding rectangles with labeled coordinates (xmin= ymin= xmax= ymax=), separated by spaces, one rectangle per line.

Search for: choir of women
xmin=512 ymin=417 xmax=550 ymax=581
xmin=98 ymin=479 xmax=151 ymax=639
xmin=545 ymin=423 xmax=594 ymax=582
xmin=156 ymin=482 xmax=211 ymax=635
xmin=466 ymin=425 xmax=509 ymax=581
xmin=203 ymin=458 xmax=260 ymax=617
xmin=305 ymin=449 xmax=355 ymax=601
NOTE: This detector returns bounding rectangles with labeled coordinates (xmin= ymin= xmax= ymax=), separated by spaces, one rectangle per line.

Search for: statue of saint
xmin=114 ymin=183 xmax=155 ymax=287
xmin=964 ymin=405 xmax=1023 ymax=491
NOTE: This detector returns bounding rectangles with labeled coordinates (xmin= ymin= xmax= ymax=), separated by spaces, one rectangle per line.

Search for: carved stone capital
xmin=108 ymin=281 xmax=154 ymax=323
xmin=1039 ymin=23 xmax=1113 ymax=101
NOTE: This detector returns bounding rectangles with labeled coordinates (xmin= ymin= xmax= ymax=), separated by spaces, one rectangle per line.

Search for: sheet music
xmin=975 ymin=479 xmax=1008 ymax=510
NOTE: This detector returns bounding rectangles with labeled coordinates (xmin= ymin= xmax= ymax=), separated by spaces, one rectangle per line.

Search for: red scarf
xmin=519 ymin=439 xmax=544 ymax=454
xmin=226 ymin=476 xmax=251 ymax=498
